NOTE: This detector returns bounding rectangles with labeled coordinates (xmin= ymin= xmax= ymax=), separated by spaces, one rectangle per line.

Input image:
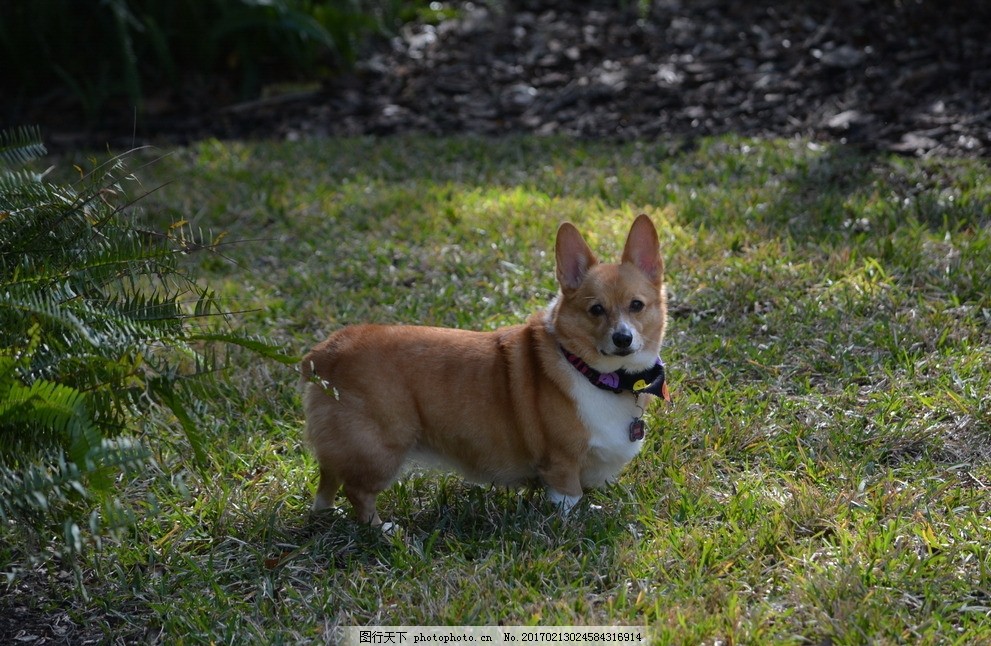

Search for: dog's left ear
xmin=622 ymin=214 xmax=663 ymax=284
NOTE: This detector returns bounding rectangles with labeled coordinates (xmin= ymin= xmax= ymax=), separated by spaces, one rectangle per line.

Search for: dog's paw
xmin=311 ymin=493 xmax=339 ymax=513
xmin=546 ymin=489 xmax=583 ymax=515
xmin=379 ymin=521 xmax=402 ymax=536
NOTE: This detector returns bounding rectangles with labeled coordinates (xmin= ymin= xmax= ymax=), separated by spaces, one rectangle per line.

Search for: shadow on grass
xmin=296 ymin=479 xmax=636 ymax=545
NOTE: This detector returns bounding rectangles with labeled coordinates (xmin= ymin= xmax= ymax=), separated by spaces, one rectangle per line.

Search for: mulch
xmin=303 ymin=0 xmax=991 ymax=158
xmin=24 ymin=0 xmax=988 ymax=158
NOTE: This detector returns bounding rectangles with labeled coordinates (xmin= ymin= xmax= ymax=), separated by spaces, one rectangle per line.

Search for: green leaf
xmin=151 ymin=381 xmax=208 ymax=468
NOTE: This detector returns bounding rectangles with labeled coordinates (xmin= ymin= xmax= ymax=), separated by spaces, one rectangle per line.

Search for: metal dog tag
xmin=629 ymin=418 xmax=646 ymax=442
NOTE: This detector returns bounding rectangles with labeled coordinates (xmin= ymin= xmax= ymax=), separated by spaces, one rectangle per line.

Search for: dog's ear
xmin=556 ymin=222 xmax=598 ymax=291
xmin=622 ymin=214 xmax=663 ymax=284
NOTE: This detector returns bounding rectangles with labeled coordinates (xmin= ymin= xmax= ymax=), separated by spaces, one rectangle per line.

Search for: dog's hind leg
xmin=341 ymin=443 xmax=411 ymax=526
xmin=344 ymin=485 xmax=383 ymax=526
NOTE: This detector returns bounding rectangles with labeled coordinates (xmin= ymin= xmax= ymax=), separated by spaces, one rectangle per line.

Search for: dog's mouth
xmin=600 ymin=346 xmax=636 ymax=358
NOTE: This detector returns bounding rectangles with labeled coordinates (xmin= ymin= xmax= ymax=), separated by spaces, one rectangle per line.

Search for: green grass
xmin=5 ymin=135 xmax=991 ymax=643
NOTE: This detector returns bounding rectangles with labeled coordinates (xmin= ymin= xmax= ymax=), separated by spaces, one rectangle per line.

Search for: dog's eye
xmin=589 ymin=304 xmax=606 ymax=317
xmin=630 ymin=299 xmax=645 ymax=313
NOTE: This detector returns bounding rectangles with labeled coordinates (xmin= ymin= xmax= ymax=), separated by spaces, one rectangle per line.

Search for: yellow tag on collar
xmin=633 ymin=379 xmax=648 ymax=391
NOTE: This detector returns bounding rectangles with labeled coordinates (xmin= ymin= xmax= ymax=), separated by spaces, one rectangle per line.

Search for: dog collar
xmin=561 ymin=346 xmax=671 ymax=401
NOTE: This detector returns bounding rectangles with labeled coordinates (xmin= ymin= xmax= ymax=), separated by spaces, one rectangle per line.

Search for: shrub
xmin=0 ymin=126 xmax=292 ymax=572
xmin=0 ymin=0 xmax=419 ymax=121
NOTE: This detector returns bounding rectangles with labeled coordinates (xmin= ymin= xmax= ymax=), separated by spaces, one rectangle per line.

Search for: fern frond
xmin=0 ymin=169 xmax=47 ymax=203
xmin=0 ymin=287 xmax=196 ymax=362
xmin=0 ymin=375 xmax=97 ymax=466
xmin=0 ymin=378 xmax=90 ymax=431
xmin=191 ymin=332 xmax=299 ymax=365
xmin=0 ymin=125 xmax=47 ymax=168
xmin=0 ymin=451 xmax=85 ymax=520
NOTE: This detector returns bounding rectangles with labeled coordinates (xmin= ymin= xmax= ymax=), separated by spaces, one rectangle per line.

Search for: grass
xmin=4 ymin=134 xmax=991 ymax=643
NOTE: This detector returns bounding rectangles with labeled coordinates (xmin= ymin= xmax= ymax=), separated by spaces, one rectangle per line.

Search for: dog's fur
xmin=301 ymin=214 xmax=667 ymax=524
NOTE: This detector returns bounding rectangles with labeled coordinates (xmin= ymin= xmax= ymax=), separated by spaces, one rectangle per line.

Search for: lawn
xmin=5 ymin=134 xmax=991 ymax=643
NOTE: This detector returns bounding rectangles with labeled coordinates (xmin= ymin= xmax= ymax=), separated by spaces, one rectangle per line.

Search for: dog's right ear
xmin=622 ymin=213 xmax=663 ymax=285
xmin=556 ymin=222 xmax=598 ymax=292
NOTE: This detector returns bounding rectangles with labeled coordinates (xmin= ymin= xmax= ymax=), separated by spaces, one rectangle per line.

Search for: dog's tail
xmin=299 ymin=352 xmax=318 ymax=390
xmin=298 ymin=348 xmax=341 ymax=402
xmin=299 ymin=352 xmax=312 ymax=381
xmin=299 ymin=348 xmax=319 ymax=392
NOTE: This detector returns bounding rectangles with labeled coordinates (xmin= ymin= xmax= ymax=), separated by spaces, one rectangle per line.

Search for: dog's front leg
xmin=541 ymin=460 xmax=583 ymax=515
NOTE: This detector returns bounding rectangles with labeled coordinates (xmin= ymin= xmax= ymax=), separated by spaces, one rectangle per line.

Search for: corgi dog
xmin=301 ymin=214 xmax=669 ymax=525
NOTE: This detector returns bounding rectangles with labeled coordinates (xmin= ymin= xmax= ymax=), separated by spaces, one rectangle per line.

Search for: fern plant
xmin=0 ymin=126 xmax=292 ymax=571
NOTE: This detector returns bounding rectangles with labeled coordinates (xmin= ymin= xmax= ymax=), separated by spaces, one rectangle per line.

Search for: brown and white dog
xmin=301 ymin=214 xmax=669 ymax=525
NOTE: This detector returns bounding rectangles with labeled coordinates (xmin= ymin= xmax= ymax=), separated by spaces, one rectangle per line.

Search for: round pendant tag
xmin=629 ymin=418 xmax=646 ymax=442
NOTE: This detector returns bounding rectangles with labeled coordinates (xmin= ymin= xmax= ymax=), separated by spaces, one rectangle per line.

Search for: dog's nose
xmin=612 ymin=330 xmax=633 ymax=349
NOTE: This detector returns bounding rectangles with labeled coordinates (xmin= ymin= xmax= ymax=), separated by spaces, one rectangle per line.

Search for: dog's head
xmin=549 ymin=214 xmax=667 ymax=373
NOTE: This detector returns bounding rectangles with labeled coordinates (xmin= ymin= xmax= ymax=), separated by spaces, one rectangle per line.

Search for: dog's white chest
xmin=563 ymin=370 xmax=645 ymax=488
